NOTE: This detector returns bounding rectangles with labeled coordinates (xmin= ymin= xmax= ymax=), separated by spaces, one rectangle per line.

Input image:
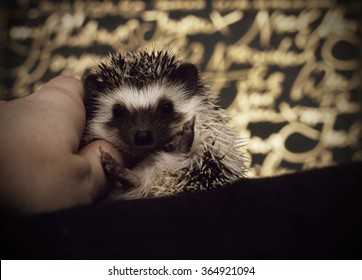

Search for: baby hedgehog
xmin=82 ymin=48 xmax=247 ymax=200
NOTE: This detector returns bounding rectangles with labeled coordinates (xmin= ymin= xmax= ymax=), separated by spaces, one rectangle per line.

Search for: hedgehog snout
xmin=134 ymin=130 xmax=154 ymax=146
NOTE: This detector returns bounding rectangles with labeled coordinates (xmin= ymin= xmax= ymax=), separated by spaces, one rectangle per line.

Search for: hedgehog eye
xmin=161 ymin=101 xmax=174 ymax=115
xmin=112 ymin=104 xmax=124 ymax=118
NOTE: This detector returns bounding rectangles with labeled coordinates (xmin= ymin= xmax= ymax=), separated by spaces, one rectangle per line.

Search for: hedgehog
xmin=82 ymin=48 xmax=247 ymax=200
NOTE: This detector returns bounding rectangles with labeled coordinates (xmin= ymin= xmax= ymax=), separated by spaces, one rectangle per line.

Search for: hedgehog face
xmin=84 ymin=81 xmax=204 ymax=161
xmin=83 ymin=50 xmax=205 ymax=160
xmin=105 ymin=85 xmax=186 ymax=155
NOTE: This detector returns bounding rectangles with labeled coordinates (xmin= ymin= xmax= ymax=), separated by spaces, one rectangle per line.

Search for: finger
xmin=37 ymin=75 xmax=84 ymax=101
xmin=78 ymin=140 xmax=125 ymax=201
xmin=33 ymin=76 xmax=86 ymax=150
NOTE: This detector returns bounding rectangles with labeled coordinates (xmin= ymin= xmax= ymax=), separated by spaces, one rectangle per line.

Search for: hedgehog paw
xmin=163 ymin=137 xmax=180 ymax=152
xmin=178 ymin=116 xmax=195 ymax=153
xmin=99 ymin=147 xmax=140 ymax=189
xmin=163 ymin=116 xmax=195 ymax=154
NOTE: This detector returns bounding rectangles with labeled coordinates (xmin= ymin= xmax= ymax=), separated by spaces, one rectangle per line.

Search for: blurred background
xmin=1 ymin=0 xmax=361 ymax=177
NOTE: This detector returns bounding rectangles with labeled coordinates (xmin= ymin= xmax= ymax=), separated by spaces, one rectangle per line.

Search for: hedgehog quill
xmin=82 ymin=48 xmax=247 ymax=199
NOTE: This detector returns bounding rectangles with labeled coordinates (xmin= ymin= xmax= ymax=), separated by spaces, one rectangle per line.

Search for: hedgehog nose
xmin=134 ymin=130 xmax=154 ymax=146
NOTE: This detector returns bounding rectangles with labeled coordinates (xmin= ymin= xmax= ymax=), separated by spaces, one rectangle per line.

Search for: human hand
xmin=0 ymin=76 xmax=124 ymax=214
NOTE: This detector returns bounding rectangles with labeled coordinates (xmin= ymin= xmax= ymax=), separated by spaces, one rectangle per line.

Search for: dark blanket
xmin=1 ymin=161 xmax=362 ymax=259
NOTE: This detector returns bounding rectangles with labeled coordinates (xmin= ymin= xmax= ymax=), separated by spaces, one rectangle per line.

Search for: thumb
xmin=78 ymin=140 xmax=125 ymax=200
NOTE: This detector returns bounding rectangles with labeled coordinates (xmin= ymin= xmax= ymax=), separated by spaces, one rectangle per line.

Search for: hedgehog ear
xmin=83 ymin=72 xmax=105 ymax=119
xmin=170 ymin=63 xmax=198 ymax=92
xmin=83 ymin=72 xmax=106 ymax=94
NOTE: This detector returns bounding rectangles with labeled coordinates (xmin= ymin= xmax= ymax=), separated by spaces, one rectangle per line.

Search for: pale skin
xmin=0 ymin=76 xmax=124 ymax=214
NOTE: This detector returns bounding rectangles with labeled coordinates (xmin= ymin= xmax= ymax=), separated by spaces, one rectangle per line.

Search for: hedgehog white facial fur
xmin=83 ymin=48 xmax=247 ymax=199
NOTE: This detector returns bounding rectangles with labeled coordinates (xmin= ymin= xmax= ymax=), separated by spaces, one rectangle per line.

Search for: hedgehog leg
xmin=163 ymin=116 xmax=195 ymax=153
xmin=178 ymin=115 xmax=196 ymax=153
xmin=99 ymin=147 xmax=140 ymax=189
xmin=163 ymin=132 xmax=182 ymax=152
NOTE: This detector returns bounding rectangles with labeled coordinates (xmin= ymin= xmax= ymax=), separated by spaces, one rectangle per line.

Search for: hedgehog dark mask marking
xmin=82 ymin=48 xmax=247 ymax=199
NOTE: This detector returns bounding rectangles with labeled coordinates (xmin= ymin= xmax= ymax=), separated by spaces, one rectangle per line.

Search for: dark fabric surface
xmin=1 ymin=161 xmax=362 ymax=260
